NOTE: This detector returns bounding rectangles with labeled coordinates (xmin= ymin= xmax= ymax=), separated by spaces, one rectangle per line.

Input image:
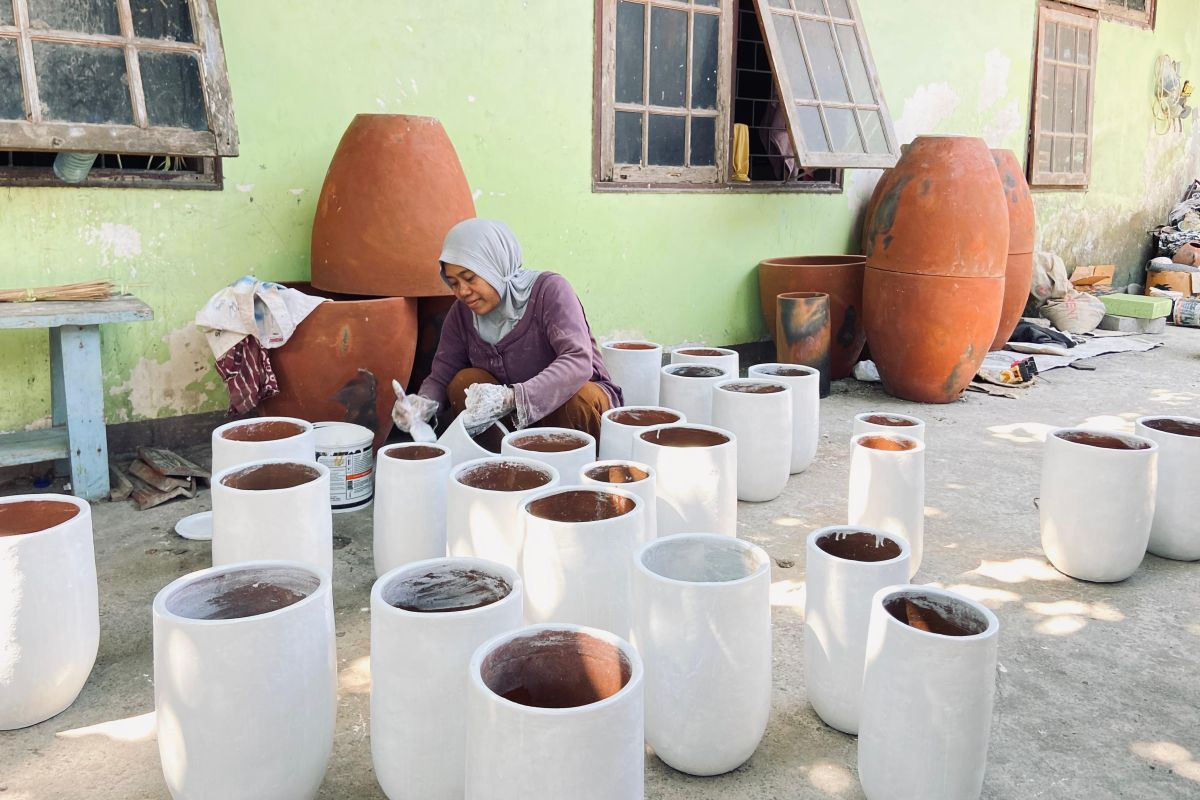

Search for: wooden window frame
xmin=0 ymin=151 xmax=221 ymax=189
xmin=1100 ymin=0 xmax=1155 ymax=30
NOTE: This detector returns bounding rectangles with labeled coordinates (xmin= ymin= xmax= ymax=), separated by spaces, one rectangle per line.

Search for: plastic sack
xmin=1041 ymin=293 xmax=1106 ymax=334
xmin=1029 ymin=252 xmax=1073 ymax=309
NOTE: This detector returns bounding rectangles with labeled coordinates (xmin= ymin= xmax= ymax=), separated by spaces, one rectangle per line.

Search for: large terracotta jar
xmin=990 ymin=149 xmax=1036 ymax=350
xmin=311 ymin=114 xmax=476 ymax=297
xmin=757 ymin=256 xmax=866 ymax=379
xmin=862 ymin=136 xmax=1008 ymax=404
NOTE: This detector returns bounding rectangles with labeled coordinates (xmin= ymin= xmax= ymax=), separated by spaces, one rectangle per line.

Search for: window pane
xmin=1035 ymin=135 xmax=1052 ymax=175
xmin=825 ymin=107 xmax=863 ymax=152
xmin=1042 ymin=22 xmax=1057 ymax=60
xmin=615 ymin=1 xmax=645 ymax=105
xmin=0 ymin=4 xmax=12 ymax=26
xmin=130 ymin=0 xmax=194 ymax=43
xmin=773 ymin=13 xmax=815 ymax=100
xmin=692 ymin=11 xmax=719 ymax=110
xmin=1038 ymin=64 xmax=1055 ymax=132
xmin=27 ymin=0 xmax=119 ymax=35
xmin=1072 ymin=137 xmax=1087 ymax=174
xmin=34 ymin=42 xmax=132 ymax=124
xmin=768 ymin=0 xmax=793 ymax=8
xmin=1074 ymin=70 xmax=1090 ymax=134
xmin=1128 ymin=0 xmax=1146 ymax=11
xmin=835 ymin=24 xmax=874 ymax=103
xmin=690 ymin=116 xmax=715 ymax=166
xmin=1076 ymin=29 xmax=1091 ymax=65
xmin=1056 ymin=25 xmax=1075 ymax=62
xmin=647 ymin=113 xmax=685 ymax=165
xmin=1054 ymin=65 xmax=1075 ymax=133
xmin=649 ymin=6 xmax=686 ymax=108
xmin=859 ymin=109 xmax=889 ymax=154
xmin=140 ymin=50 xmax=207 ymax=130
xmin=0 ymin=37 xmax=23 ymax=120
xmin=799 ymin=19 xmax=850 ymax=102
xmin=796 ymin=0 xmax=826 ymax=14
xmin=1051 ymin=136 xmax=1071 ymax=174
xmin=827 ymin=0 xmax=852 ymax=19
xmin=694 ymin=0 xmax=719 ymax=6
xmin=795 ymin=104 xmax=828 ymax=151
xmin=615 ymin=110 xmax=642 ymax=164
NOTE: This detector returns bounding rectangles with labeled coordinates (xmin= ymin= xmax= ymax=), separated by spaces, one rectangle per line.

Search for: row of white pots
xmin=600 ymin=341 xmax=740 ymax=407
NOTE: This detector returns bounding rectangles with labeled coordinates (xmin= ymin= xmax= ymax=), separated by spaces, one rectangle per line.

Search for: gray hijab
xmin=440 ymin=219 xmax=541 ymax=345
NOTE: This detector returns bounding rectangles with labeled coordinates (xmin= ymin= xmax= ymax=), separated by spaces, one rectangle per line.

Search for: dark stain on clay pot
xmin=510 ymin=432 xmax=588 ymax=453
xmin=885 ymin=594 xmax=987 ymax=637
xmin=610 ymin=408 xmax=680 ymax=427
xmin=482 ymin=629 xmax=632 ymax=708
xmin=677 ymin=348 xmax=727 ymax=357
xmin=459 ymin=461 xmax=552 ymax=492
xmin=858 ymin=435 xmax=917 ymax=452
xmin=610 ymin=342 xmax=657 ymax=350
xmin=668 ymin=365 xmax=726 ymax=379
xmin=472 ymin=423 xmax=506 ymax=454
xmin=0 ymin=500 xmax=80 ymax=537
xmin=585 ymin=464 xmax=650 ymax=484
xmin=221 ymin=462 xmax=322 ymax=491
xmin=758 ymin=366 xmax=813 ymax=377
xmin=384 ymin=445 xmax=445 ymax=461
xmin=1056 ymin=431 xmax=1151 ymax=451
xmin=168 ymin=567 xmax=319 ymax=621
xmin=719 ymin=381 xmax=785 ymax=394
xmin=641 ymin=427 xmax=730 ymax=448
xmin=1142 ymin=418 xmax=1200 ymax=437
xmin=527 ymin=489 xmax=635 ymax=523
xmin=221 ymin=420 xmax=306 ymax=442
xmin=863 ymin=414 xmax=917 ymax=427
xmin=817 ymin=530 xmax=903 ymax=562
xmin=387 ymin=567 xmax=511 ymax=613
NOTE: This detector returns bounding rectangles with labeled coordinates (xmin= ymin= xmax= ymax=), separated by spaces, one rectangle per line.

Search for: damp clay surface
xmin=1056 ymin=430 xmax=1152 ymax=450
xmin=668 ymin=365 xmax=725 ymax=379
xmin=609 ymin=342 xmax=657 ymax=350
xmin=510 ymin=432 xmax=588 ymax=453
xmin=677 ymin=348 xmax=727 ymax=357
xmin=458 ymin=462 xmax=552 ymax=492
xmin=758 ymin=366 xmax=812 ymax=377
xmin=221 ymin=462 xmax=321 ymax=491
xmin=585 ymin=464 xmax=650 ymax=484
xmin=643 ymin=538 xmax=761 ymax=583
xmin=384 ymin=445 xmax=445 ymax=461
xmin=166 ymin=567 xmax=318 ymax=621
xmin=472 ymin=423 xmax=506 ymax=454
xmin=885 ymin=595 xmax=988 ymax=637
xmin=859 ymin=435 xmax=917 ymax=452
xmin=641 ymin=427 xmax=730 ymax=448
xmin=863 ymin=414 xmax=917 ymax=427
xmin=220 ymin=420 xmax=306 ymax=442
xmin=816 ymin=531 xmax=903 ymax=562
xmin=386 ymin=568 xmax=511 ymax=613
xmin=719 ymin=381 xmax=785 ymax=394
xmin=482 ymin=629 xmax=632 ymax=709
xmin=527 ymin=490 xmax=635 ymax=523
xmin=0 ymin=500 xmax=80 ymax=537
xmin=609 ymin=409 xmax=680 ymax=426
xmin=1142 ymin=418 xmax=1200 ymax=437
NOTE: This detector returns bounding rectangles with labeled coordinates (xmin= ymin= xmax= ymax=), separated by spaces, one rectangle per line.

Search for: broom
xmin=0 ymin=280 xmax=118 ymax=303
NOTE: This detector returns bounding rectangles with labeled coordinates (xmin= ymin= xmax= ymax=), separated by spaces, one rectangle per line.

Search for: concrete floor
xmin=3 ymin=327 xmax=1199 ymax=799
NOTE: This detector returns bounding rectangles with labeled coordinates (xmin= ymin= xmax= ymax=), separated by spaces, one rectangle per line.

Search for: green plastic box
xmin=1098 ymin=293 xmax=1172 ymax=319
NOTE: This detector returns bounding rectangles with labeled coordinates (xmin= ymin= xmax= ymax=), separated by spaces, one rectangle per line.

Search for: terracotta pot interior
xmin=458 ymin=461 xmax=552 ymax=492
xmin=1055 ymin=430 xmax=1151 ymax=451
xmin=642 ymin=427 xmax=730 ymax=448
xmin=384 ymin=566 xmax=512 ymax=613
xmin=609 ymin=342 xmax=658 ymax=351
xmin=757 ymin=366 xmax=813 ymax=377
xmin=677 ymin=347 xmax=728 ymax=357
xmin=859 ymin=435 xmax=917 ymax=452
xmin=471 ymin=423 xmax=507 ymax=454
xmin=719 ymin=381 xmax=785 ymax=394
xmin=862 ymin=413 xmax=917 ymax=427
xmin=527 ymin=489 xmax=635 ymax=523
xmin=0 ymin=499 xmax=80 ymax=537
xmin=609 ymin=408 xmax=680 ymax=427
xmin=816 ymin=530 xmax=903 ymax=563
xmin=510 ymin=432 xmax=588 ymax=453
xmin=760 ymin=255 xmax=866 ymax=268
xmin=642 ymin=538 xmax=761 ymax=583
xmin=585 ymin=464 xmax=650 ymax=484
xmin=1142 ymin=417 xmax=1200 ymax=438
xmin=481 ymin=629 xmax=632 ymax=709
xmin=220 ymin=420 xmax=306 ymax=442
xmin=221 ymin=462 xmax=322 ymax=491
xmin=384 ymin=444 xmax=445 ymax=461
xmin=885 ymin=593 xmax=988 ymax=637
xmin=166 ymin=566 xmax=319 ymax=621
xmin=668 ymin=365 xmax=726 ymax=379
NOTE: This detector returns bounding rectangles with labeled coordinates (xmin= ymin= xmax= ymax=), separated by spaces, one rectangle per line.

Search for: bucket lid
xmin=313 ymin=421 xmax=374 ymax=447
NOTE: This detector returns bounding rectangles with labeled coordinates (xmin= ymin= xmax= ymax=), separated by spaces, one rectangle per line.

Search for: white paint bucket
xmin=314 ymin=421 xmax=375 ymax=513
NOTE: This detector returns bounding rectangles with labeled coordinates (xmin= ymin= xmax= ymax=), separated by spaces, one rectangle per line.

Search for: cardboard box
xmin=1071 ymin=264 xmax=1115 ymax=294
xmin=1144 ymin=269 xmax=1200 ymax=297
xmin=1098 ymin=293 xmax=1173 ymax=319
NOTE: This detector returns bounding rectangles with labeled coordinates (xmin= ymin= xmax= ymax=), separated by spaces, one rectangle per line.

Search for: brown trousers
xmin=447 ymin=368 xmax=611 ymax=441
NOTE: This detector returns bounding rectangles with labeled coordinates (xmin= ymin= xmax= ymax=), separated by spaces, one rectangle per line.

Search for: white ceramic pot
xmin=670 ymin=345 xmax=739 ymax=377
xmin=632 ymin=534 xmax=771 ymax=776
xmin=1040 ymin=428 xmax=1157 ymax=582
xmin=631 ymin=424 xmax=738 ymax=537
xmin=658 ymin=363 xmax=731 ymax=425
xmin=858 ymin=585 xmax=1000 ymax=800
xmin=437 ymin=415 xmax=510 ymax=468
xmin=447 ymin=456 xmax=560 ymax=570
xmin=501 ymin=427 xmax=597 ymax=482
xmin=374 ymin=442 xmax=452 ymax=576
xmin=211 ymin=416 xmax=316 ymax=475
xmin=579 ymin=459 xmax=659 ymax=541
xmin=847 ymin=433 xmax=925 ymax=578
xmin=804 ymin=526 xmax=911 ymax=735
xmin=598 ymin=406 xmax=685 ymax=462
xmin=465 ymin=624 xmax=644 ymax=800
xmin=153 ymin=561 xmax=337 ymax=800
xmin=747 ymin=363 xmax=820 ymax=473
xmin=601 ymin=341 xmax=664 ymax=407
xmin=0 ymin=495 xmax=98 ymax=730
xmin=711 ymin=379 xmax=792 ymax=502
xmin=371 ymin=557 xmax=524 ymax=800
xmin=1134 ymin=416 xmax=1200 ymax=561
xmin=852 ymin=411 xmax=926 ymax=443
xmin=211 ymin=459 xmax=333 ymax=575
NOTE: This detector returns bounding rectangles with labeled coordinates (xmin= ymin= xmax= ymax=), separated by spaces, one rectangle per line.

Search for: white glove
xmin=391 ymin=380 xmax=439 ymax=442
xmin=462 ymin=383 xmax=515 ymax=435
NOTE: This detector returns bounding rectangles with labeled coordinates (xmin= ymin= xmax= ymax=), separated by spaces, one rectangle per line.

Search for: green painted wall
xmin=0 ymin=0 xmax=1196 ymax=432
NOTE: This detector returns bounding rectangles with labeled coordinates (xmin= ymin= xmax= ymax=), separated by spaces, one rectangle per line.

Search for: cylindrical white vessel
xmin=211 ymin=459 xmax=333 ymax=575
xmin=0 ymin=495 xmax=98 ymax=730
xmin=1134 ymin=416 xmax=1200 ymax=561
xmin=748 ymin=363 xmax=820 ymax=473
xmin=579 ymin=459 xmax=659 ymax=542
xmin=465 ymin=624 xmax=644 ymax=800
xmin=598 ymin=406 xmax=685 ymax=462
xmin=374 ymin=443 xmax=452 ymax=576
xmin=153 ymin=561 xmax=337 ymax=800
xmin=670 ymin=345 xmax=739 ymax=377
xmin=711 ymin=379 xmax=792 ymax=502
xmin=658 ymin=363 xmax=731 ymax=426
xmin=852 ymin=411 xmax=926 ymax=443
xmin=447 ymin=457 xmax=560 ymax=570
xmin=1040 ymin=428 xmax=1157 ymax=582
xmin=520 ymin=487 xmax=644 ymax=639
xmin=804 ymin=526 xmax=911 ymax=735
xmin=632 ymin=424 xmax=738 ymax=537
xmin=437 ymin=415 xmax=510 ymax=468
xmin=858 ymin=585 xmax=1000 ymax=800
xmin=847 ymin=433 xmax=925 ymax=577
xmin=371 ymin=557 xmax=524 ymax=800
xmin=632 ymin=534 xmax=771 ymax=776
xmin=211 ymin=416 xmax=316 ymax=475
xmin=601 ymin=341 xmax=663 ymax=407
xmin=501 ymin=427 xmax=596 ymax=482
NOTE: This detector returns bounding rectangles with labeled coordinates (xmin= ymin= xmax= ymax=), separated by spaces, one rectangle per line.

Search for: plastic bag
xmin=1041 ymin=293 xmax=1106 ymax=334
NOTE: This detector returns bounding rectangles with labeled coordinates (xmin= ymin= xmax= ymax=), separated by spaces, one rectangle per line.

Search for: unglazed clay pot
xmin=632 ymin=534 xmax=771 ymax=776
xmin=465 ymin=624 xmax=644 ymax=800
xmin=599 ymin=406 xmax=685 ymax=462
xmin=990 ymin=149 xmax=1036 ymax=350
xmin=1040 ymin=428 xmax=1157 ymax=582
xmin=1134 ymin=416 xmax=1200 ymax=560
xmin=757 ymin=256 xmax=866 ymax=379
xmin=501 ymin=427 xmax=596 ymax=483
xmin=858 ymin=586 xmax=999 ymax=800
xmin=447 ymin=457 xmax=560 ymax=570
xmin=601 ymin=341 xmax=664 ymax=407
xmin=776 ymin=292 xmax=832 ymax=397
xmin=374 ymin=443 xmax=453 ymax=576
xmin=847 ymin=433 xmax=925 ymax=578
xmin=632 ymin=424 xmax=738 ymax=537
xmin=670 ymin=345 xmax=739 ymax=377
xmin=659 ymin=363 xmax=731 ymax=426
xmin=438 ymin=416 xmax=510 ymax=467
xmin=311 ymin=114 xmax=475 ymax=297
xmin=211 ymin=417 xmax=316 ymax=475
xmin=853 ymin=411 xmax=926 ymax=442
xmin=579 ymin=459 xmax=659 ymax=542
xmin=0 ymin=495 xmax=98 ymax=730
xmin=748 ymin=364 xmax=820 ymax=473
xmin=371 ymin=557 xmax=523 ymax=800
xmin=153 ymin=561 xmax=337 ymax=800
xmin=711 ymin=379 xmax=792 ymax=502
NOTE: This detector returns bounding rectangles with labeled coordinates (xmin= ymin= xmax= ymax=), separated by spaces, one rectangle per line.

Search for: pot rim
xmin=671 ymin=345 xmax=738 ymax=357
xmin=579 ymin=459 xmax=656 ymax=485
xmin=871 ymin=584 xmax=1000 ymax=642
xmin=714 ymin=378 xmax=791 ymax=398
xmin=600 ymin=339 xmax=662 ymax=351
xmin=0 ymin=493 xmax=89 ymax=541
xmin=747 ymin=363 xmax=820 ymax=381
xmin=1048 ymin=427 xmax=1158 ymax=455
xmin=635 ymin=422 xmax=738 ymax=449
xmin=777 ymin=291 xmax=830 ymax=301
xmin=518 ymin=485 xmax=643 ymax=527
xmin=212 ymin=458 xmax=329 ymax=494
xmin=758 ymin=255 xmax=865 ymax=268
xmin=502 ymin=426 xmax=596 ymax=455
xmin=854 ymin=411 xmax=925 ymax=428
xmin=152 ymin=559 xmax=330 ymax=626
xmin=372 ymin=556 xmax=523 ymax=621
xmin=806 ymin=525 xmax=911 ymax=568
xmin=660 ymin=363 xmax=732 ymax=380
xmin=635 ymin=532 xmax=770 ymax=588
xmin=601 ymin=406 xmax=685 ymax=428
xmin=850 ymin=431 xmax=925 ymax=455
xmin=212 ymin=415 xmax=314 ymax=444
xmin=378 ymin=441 xmax=451 ymax=462
xmin=451 ymin=456 xmax=561 ymax=494
xmin=1134 ymin=416 xmax=1200 ymax=441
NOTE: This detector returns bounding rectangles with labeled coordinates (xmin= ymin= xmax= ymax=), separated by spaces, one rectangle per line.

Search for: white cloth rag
xmin=195 ymin=276 xmax=327 ymax=359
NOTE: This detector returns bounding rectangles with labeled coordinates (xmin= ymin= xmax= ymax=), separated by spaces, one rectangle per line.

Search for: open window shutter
xmin=1028 ymin=2 xmax=1097 ymax=187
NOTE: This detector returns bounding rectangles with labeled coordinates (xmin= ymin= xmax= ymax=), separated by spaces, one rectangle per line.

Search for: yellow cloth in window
xmin=732 ymin=123 xmax=750 ymax=182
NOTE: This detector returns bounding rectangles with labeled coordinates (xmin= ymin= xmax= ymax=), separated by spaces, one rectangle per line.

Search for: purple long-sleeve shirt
xmin=418 ymin=272 xmax=622 ymax=426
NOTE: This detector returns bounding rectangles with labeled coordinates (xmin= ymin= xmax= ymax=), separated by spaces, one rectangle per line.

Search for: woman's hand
xmin=462 ymin=383 xmax=515 ymax=434
xmin=391 ymin=379 xmax=439 ymax=440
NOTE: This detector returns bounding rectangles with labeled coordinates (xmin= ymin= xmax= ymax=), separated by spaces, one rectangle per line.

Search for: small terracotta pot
xmin=776 ymin=292 xmax=831 ymax=398
xmin=989 ymin=149 xmax=1036 ymax=350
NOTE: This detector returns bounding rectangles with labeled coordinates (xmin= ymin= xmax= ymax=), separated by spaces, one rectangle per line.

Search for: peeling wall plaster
xmin=108 ymin=324 xmax=215 ymax=421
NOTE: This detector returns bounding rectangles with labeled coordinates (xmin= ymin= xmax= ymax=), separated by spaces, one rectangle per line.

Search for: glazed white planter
xmin=847 ymin=433 xmax=925 ymax=577
xmin=211 ymin=416 xmax=316 ymax=474
xmin=465 ymin=624 xmax=644 ymax=800
xmin=579 ymin=459 xmax=659 ymax=541
xmin=371 ymin=557 xmax=524 ymax=800
xmin=211 ymin=459 xmax=333 ymax=575
xmin=437 ymin=415 xmax=510 ymax=468
xmin=748 ymin=363 xmax=820 ymax=473
xmin=1134 ymin=416 xmax=1200 ymax=561
xmin=374 ymin=442 xmax=452 ymax=576
xmin=852 ymin=411 xmax=926 ymax=443
xmin=598 ymin=406 xmax=685 ymax=462
xmin=670 ymin=345 xmax=739 ymax=377
xmin=632 ymin=534 xmax=771 ymax=776
xmin=711 ymin=379 xmax=792 ymax=502
xmin=1040 ymin=428 xmax=1157 ymax=581
xmin=0 ymin=495 xmax=98 ymax=730
xmin=858 ymin=585 xmax=1000 ymax=800
xmin=632 ymin=424 xmax=738 ymax=537
xmin=501 ymin=427 xmax=597 ymax=482
xmin=658 ymin=363 xmax=731 ymax=426
xmin=804 ymin=526 xmax=911 ymax=735
xmin=447 ymin=456 xmax=560 ymax=570
xmin=153 ymin=561 xmax=337 ymax=800
xmin=601 ymin=341 xmax=664 ymax=407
